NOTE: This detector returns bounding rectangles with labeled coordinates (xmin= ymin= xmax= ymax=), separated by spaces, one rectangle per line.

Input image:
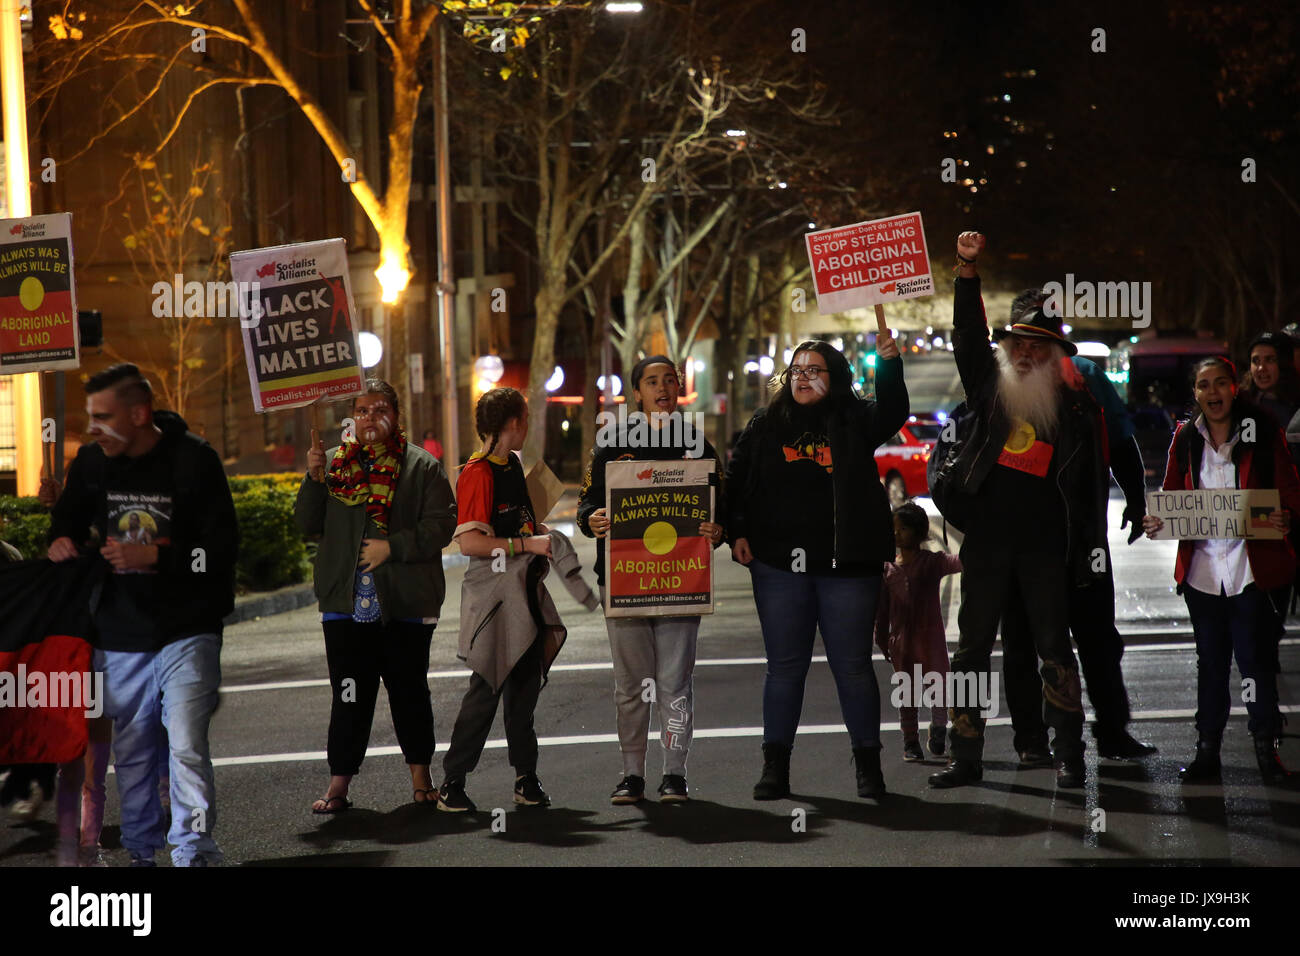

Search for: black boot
xmin=1055 ymin=756 xmax=1086 ymax=788
xmin=1254 ymin=734 xmax=1287 ymax=783
xmin=1179 ymin=737 xmax=1221 ymax=782
xmin=1094 ymin=723 xmax=1158 ymax=760
xmin=753 ymin=742 xmax=792 ymax=800
xmin=853 ymin=745 xmax=886 ymax=798
xmin=928 ymin=759 xmax=982 ymax=788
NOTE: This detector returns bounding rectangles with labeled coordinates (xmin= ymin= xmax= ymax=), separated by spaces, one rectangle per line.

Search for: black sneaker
xmin=902 ymin=740 xmax=925 ymax=762
xmin=610 ymin=774 xmax=646 ymax=805
xmin=437 ymin=778 xmax=477 ymax=813
xmin=657 ymin=774 xmax=688 ymax=803
xmin=928 ymin=726 xmax=946 ymax=757
xmin=513 ymin=772 xmax=551 ymax=807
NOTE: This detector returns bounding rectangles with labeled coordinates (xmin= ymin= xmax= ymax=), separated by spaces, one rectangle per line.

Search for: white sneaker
xmin=9 ymin=781 xmax=45 ymax=822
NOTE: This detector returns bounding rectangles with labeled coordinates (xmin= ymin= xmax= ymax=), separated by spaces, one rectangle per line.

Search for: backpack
xmin=927 ymin=401 xmax=977 ymax=534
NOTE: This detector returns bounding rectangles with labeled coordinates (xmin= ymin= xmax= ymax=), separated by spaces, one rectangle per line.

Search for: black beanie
xmin=1249 ymin=331 xmax=1294 ymax=365
xmin=630 ymin=354 xmax=677 ymax=391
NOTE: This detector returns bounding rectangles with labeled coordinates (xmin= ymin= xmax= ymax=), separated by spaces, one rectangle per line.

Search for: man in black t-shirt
xmin=48 ymin=364 xmax=236 ymax=865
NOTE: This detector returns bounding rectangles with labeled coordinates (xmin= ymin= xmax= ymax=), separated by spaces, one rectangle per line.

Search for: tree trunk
xmin=524 ymin=281 xmax=563 ymax=463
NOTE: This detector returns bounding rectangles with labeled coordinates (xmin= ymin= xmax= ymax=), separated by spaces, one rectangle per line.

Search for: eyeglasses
xmin=787 ymin=366 xmax=827 ymax=380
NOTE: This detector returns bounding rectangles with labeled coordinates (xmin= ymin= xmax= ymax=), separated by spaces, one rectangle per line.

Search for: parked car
xmin=876 ymin=415 xmax=943 ymax=507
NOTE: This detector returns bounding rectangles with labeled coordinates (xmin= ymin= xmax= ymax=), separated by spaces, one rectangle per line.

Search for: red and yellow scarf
xmin=325 ymin=427 xmax=407 ymax=533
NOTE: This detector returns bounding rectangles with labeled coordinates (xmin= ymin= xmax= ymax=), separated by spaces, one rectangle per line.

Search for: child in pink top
xmin=875 ymin=503 xmax=962 ymax=761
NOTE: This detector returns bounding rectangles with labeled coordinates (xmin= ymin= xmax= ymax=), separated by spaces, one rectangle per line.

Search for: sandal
xmin=412 ymin=786 xmax=437 ymax=805
xmin=311 ymin=795 xmax=352 ymax=815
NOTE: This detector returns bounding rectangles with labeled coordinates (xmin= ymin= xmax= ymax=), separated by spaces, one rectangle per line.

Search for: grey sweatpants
xmin=600 ymin=587 xmax=701 ymax=777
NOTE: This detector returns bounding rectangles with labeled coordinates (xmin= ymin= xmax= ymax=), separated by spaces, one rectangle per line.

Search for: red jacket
xmin=1161 ymin=418 xmax=1300 ymax=591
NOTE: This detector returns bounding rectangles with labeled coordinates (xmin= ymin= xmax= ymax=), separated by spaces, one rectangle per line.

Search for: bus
xmin=1105 ymin=335 xmax=1229 ymax=484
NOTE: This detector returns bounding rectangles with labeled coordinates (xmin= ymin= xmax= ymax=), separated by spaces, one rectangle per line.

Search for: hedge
xmin=0 ymin=472 xmax=311 ymax=593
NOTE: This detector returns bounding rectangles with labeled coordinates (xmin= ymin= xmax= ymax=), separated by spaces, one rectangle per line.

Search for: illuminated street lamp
xmin=358 ymin=331 xmax=384 ymax=369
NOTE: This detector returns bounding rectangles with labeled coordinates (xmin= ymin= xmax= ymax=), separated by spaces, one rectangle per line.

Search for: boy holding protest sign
xmin=578 ymin=356 xmax=725 ymax=804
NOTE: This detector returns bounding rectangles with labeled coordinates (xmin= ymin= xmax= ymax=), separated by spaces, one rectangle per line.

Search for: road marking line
xmin=202 ymin=706 xmax=1297 ymax=768
xmin=219 ymin=638 xmax=1299 ymax=695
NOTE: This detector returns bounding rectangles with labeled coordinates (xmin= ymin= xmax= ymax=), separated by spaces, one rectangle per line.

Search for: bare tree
xmin=108 ymin=157 xmax=238 ymax=419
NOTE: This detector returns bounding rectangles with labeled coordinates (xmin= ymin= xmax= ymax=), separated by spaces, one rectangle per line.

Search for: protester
xmin=422 ymin=429 xmax=444 ymax=461
xmin=48 ymin=363 xmax=237 ymax=866
xmin=929 ymin=233 xmax=1105 ymax=790
xmin=1241 ymin=331 xmax=1300 ymax=443
xmin=874 ymin=503 xmax=961 ymax=761
xmin=295 ymin=380 xmax=456 ymax=813
xmin=995 ymin=291 xmax=1157 ymax=766
xmin=577 ymin=356 xmax=726 ymax=804
xmin=726 ymin=336 xmax=907 ymax=800
xmin=1143 ymin=356 xmax=1298 ymax=783
xmin=438 ymin=387 xmax=567 ymax=813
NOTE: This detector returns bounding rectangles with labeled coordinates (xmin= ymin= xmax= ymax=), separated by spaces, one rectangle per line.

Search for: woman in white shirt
xmin=1144 ymin=357 xmax=1299 ymax=783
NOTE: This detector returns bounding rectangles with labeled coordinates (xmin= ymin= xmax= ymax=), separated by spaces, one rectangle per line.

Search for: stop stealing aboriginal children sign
xmin=605 ymin=458 xmax=716 ymax=618
xmin=804 ymin=211 xmax=933 ymax=315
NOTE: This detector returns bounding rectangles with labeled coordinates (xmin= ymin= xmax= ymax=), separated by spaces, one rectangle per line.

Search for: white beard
xmin=995 ymin=343 xmax=1064 ymax=438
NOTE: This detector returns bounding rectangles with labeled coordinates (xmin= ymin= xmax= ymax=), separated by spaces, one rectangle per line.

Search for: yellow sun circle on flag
xmin=19 ymin=276 xmax=45 ymax=311
xmin=1004 ymin=419 xmax=1036 ymax=454
xmin=643 ymin=520 xmax=678 ymax=555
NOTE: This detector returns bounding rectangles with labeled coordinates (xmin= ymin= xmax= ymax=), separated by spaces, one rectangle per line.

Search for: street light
xmin=359 ymin=331 xmax=384 ymax=369
xmin=606 ymin=2 xmax=644 ymax=11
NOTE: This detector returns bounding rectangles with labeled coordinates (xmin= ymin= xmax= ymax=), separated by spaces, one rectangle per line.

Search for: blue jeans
xmin=96 ymin=634 xmax=222 ymax=866
xmin=749 ymin=560 xmax=882 ymax=749
xmin=1183 ymin=585 xmax=1280 ymax=738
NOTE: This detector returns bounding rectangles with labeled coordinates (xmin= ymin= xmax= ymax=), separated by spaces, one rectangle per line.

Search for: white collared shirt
xmin=1185 ymin=415 xmax=1254 ymax=597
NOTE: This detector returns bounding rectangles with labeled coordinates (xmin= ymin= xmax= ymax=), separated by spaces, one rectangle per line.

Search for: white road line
xmin=218 ymin=639 xmax=1300 ymax=695
xmin=204 ymin=706 xmax=1298 ymax=768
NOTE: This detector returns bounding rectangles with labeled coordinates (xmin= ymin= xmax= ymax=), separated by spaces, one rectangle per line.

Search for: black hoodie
xmin=48 ymin=410 xmax=238 ymax=652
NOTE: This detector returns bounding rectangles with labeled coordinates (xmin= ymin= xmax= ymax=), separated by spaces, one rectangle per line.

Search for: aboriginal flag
xmin=0 ymin=554 xmax=103 ymax=764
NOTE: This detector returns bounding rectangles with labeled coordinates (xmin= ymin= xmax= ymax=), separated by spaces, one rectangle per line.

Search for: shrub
xmin=0 ymin=499 xmax=51 ymax=560
xmin=230 ymin=481 xmax=310 ymax=591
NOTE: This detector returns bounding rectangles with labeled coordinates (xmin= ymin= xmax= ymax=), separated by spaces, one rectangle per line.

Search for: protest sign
xmin=1146 ymin=488 xmax=1282 ymax=540
xmin=0 ymin=213 xmax=79 ymax=373
xmin=605 ymin=458 xmax=715 ymax=618
xmin=804 ymin=211 xmax=933 ymax=315
xmin=526 ymin=459 xmax=565 ymax=523
xmin=231 ymin=238 xmax=365 ymax=412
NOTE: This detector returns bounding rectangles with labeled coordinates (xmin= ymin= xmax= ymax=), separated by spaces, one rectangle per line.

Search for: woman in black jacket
xmin=727 ymin=336 xmax=908 ymax=800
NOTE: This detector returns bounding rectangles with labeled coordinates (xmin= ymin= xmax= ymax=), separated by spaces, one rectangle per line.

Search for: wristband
xmin=507 ymin=537 xmax=515 ymax=558
xmin=955 ymin=251 xmax=976 ymax=264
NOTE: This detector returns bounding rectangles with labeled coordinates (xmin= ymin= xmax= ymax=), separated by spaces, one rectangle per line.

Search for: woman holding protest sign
xmin=578 ymin=356 xmax=726 ymax=805
xmin=295 ymin=379 xmax=457 ymax=814
xmin=1143 ymin=356 xmax=1299 ymax=783
xmin=726 ymin=336 xmax=908 ymax=800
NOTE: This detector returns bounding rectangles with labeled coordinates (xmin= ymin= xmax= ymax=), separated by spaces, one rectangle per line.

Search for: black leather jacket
xmin=949 ymin=276 xmax=1109 ymax=585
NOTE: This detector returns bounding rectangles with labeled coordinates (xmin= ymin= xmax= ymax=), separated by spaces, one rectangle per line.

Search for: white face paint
xmin=790 ymin=350 xmax=830 ymax=405
xmin=87 ymin=420 xmax=129 ymax=445
xmin=353 ymin=395 xmax=395 ymax=447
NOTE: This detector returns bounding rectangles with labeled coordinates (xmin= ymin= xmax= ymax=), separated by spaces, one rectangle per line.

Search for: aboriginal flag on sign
xmin=0 ymin=554 xmax=103 ymax=764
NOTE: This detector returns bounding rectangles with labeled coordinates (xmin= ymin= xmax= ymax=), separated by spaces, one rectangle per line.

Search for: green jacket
xmin=294 ymin=444 xmax=457 ymax=622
